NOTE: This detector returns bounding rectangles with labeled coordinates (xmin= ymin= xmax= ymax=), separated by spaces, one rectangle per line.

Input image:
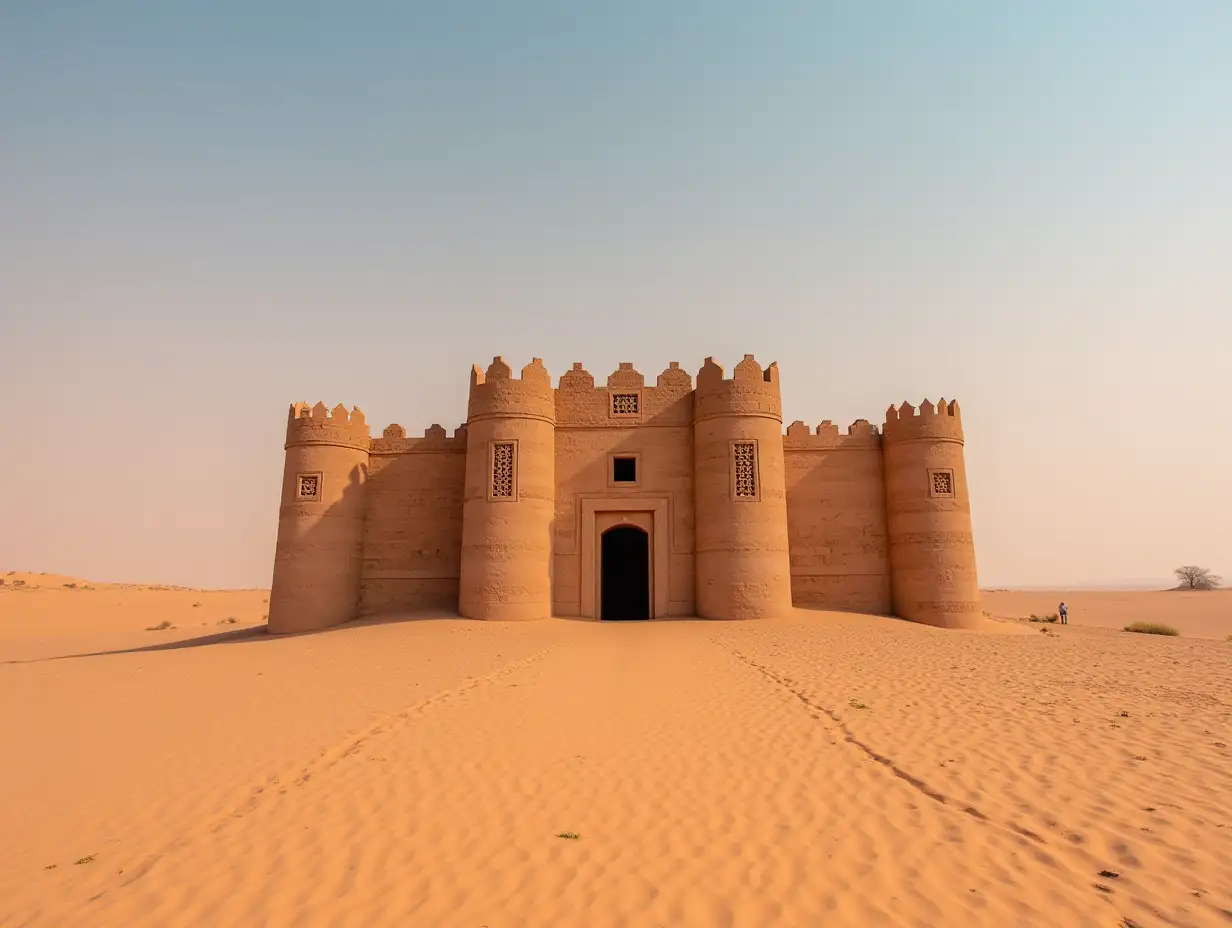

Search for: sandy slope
xmin=1 ymin=583 xmax=1229 ymax=927
xmin=982 ymin=589 xmax=1232 ymax=639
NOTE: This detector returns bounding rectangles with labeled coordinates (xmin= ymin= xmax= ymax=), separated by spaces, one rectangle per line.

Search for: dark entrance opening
xmin=600 ymin=525 xmax=650 ymax=620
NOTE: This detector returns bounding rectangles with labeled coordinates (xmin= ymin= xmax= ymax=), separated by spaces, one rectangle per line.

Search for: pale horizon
xmin=2 ymin=3 xmax=1229 ymax=591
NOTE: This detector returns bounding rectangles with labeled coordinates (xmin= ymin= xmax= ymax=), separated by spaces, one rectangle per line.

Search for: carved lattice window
xmin=491 ymin=442 xmax=515 ymax=499
xmin=296 ymin=473 xmax=320 ymax=501
xmin=931 ymin=469 xmax=954 ymax=497
xmin=733 ymin=442 xmax=758 ymax=499
xmin=611 ymin=392 xmax=639 ymax=416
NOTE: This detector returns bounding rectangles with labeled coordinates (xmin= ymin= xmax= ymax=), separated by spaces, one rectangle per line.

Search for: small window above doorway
xmin=609 ymin=453 xmax=640 ymax=487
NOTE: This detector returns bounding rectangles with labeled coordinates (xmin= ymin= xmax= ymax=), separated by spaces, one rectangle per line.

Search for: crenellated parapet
xmin=694 ymin=355 xmax=782 ymax=424
xmin=286 ymin=401 xmax=371 ymax=451
xmin=467 ymin=357 xmax=555 ymax=424
xmin=370 ymin=423 xmax=468 ymax=455
xmin=783 ymin=418 xmax=881 ymax=450
xmin=555 ymin=360 xmax=694 ymax=427
xmin=882 ymin=399 xmax=964 ymax=444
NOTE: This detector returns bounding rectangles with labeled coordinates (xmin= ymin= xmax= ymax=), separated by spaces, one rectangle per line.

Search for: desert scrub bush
xmin=145 ymin=620 xmax=173 ymax=631
xmin=1029 ymin=613 xmax=1058 ymax=623
xmin=1123 ymin=622 xmax=1179 ymax=636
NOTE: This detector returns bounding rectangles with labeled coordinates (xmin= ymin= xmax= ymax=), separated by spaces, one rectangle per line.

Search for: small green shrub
xmin=1123 ymin=622 xmax=1179 ymax=637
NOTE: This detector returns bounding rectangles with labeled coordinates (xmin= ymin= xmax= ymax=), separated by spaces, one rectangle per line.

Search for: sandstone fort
xmin=268 ymin=355 xmax=979 ymax=633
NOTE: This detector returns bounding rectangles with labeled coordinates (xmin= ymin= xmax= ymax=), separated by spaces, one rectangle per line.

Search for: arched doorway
xmin=600 ymin=525 xmax=650 ymax=620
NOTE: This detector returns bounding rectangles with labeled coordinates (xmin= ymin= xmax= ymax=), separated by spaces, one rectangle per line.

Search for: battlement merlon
xmin=467 ymin=356 xmax=556 ymax=424
xmin=370 ymin=423 xmax=468 ymax=455
xmin=783 ymin=418 xmax=881 ymax=449
xmin=285 ymin=402 xmax=371 ymax=451
xmin=558 ymin=360 xmax=694 ymax=393
xmin=694 ymin=355 xmax=783 ymax=424
xmin=882 ymin=399 xmax=964 ymax=443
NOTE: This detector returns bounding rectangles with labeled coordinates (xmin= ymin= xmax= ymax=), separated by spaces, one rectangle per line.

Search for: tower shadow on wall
xmin=271 ymin=456 xmax=473 ymax=634
xmin=783 ymin=423 xmax=896 ymax=619
xmin=355 ymin=431 xmax=467 ymax=622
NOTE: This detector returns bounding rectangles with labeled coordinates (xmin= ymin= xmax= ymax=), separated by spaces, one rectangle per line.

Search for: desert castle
xmin=268 ymin=356 xmax=979 ymax=633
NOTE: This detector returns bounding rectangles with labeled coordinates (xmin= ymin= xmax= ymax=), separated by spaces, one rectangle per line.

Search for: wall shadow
xmin=784 ymin=438 xmax=893 ymax=616
xmin=2 ymin=609 xmax=481 ymax=665
xmin=358 ymin=436 xmax=466 ymax=618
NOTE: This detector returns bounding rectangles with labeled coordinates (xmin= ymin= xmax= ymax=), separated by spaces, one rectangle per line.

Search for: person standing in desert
xmin=1059 ymin=601 xmax=1068 ymax=624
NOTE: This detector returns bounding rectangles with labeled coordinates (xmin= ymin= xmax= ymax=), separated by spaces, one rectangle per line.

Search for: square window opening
xmin=612 ymin=456 xmax=637 ymax=483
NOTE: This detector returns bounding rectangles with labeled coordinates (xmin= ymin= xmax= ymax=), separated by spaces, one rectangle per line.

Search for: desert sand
xmin=1 ymin=576 xmax=1229 ymax=927
xmin=982 ymin=589 xmax=1232 ymax=640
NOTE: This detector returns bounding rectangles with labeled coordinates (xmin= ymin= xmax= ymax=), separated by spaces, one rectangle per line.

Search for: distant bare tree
xmin=1174 ymin=566 xmax=1222 ymax=590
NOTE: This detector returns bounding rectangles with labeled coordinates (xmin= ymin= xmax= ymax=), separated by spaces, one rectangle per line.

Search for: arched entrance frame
xmin=599 ymin=523 xmax=651 ymax=619
xmin=579 ymin=497 xmax=670 ymax=619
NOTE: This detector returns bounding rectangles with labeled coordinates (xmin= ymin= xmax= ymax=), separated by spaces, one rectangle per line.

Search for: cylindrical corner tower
xmin=882 ymin=399 xmax=981 ymax=628
xmin=458 ymin=357 xmax=555 ymax=620
xmin=268 ymin=402 xmax=371 ymax=634
xmin=693 ymin=355 xmax=793 ymax=619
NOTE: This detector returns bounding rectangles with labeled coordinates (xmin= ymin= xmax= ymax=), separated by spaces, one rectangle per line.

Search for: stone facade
xmin=268 ymin=356 xmax=980 ymax=633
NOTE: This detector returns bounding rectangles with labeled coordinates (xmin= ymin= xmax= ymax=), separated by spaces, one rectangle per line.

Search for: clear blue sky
xmin=1 ymin=2 xmax=1229 ymax=588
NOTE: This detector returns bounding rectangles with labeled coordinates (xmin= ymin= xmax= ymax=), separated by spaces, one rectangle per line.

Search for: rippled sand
xmin=1 ymin=579 xmax=1229 ymax=927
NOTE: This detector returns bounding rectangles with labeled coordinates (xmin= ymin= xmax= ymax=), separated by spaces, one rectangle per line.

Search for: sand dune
xmin=1 ymin=581 xmax=1229 ymax=926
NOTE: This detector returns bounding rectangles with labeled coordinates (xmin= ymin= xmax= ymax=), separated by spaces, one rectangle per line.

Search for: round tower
xmin=882 ymin=399 xmax=980 ymax=628
xmin=268 ymin=402 xmax=371 ymax=634
xmin=458 ymin=357 xmax=555 ymax=620
xmin=693 ymin=355 xmax=793 ymax=619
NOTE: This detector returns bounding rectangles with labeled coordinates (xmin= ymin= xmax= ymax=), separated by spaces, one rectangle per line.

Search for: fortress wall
xmin=552 ymin=362 xmax=696 ymax=617
xmin=359 ymin=425 xmax=467 ymax=616
xmin=783 ymin=420 xmax=892 ymax=614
